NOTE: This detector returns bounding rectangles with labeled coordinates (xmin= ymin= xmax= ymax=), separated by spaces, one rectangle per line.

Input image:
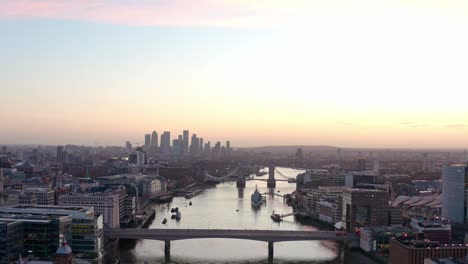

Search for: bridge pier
xmin=164 ymin=240 xmax=171 ymax=263
xmin=268 ymin=241 xmax=274 ymax=263
xmin=267 ymin=165 xmax=276 ymax=188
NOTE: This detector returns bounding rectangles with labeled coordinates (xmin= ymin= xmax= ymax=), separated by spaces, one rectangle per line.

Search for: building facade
xmin=441 ymin=165 xmax=468 ymax=223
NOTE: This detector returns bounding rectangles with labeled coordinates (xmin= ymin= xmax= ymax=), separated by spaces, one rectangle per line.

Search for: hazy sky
xmin=1 ymin=0 xmax=468 ymax=148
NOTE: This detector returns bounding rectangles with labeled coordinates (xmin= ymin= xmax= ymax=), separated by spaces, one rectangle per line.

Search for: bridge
xmin=104 ymin=228 xmax=357 ymax=262
xmin=204 ymin=165 xmax=297 ymax=189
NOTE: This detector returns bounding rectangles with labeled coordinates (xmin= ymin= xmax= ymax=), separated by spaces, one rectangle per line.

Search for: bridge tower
xmin=267 ymin=165 xmax=276 ymax=188
xmin=236 ymin=167 xmax=245 ymax=188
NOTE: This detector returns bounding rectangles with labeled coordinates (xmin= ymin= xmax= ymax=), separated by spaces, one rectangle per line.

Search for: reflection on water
xmin=107 ymin=167 xmax=351 ymax=264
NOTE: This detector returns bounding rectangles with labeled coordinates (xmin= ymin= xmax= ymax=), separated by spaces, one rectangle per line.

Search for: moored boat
xmin=251 ymin=186 xmax=263 ymax=207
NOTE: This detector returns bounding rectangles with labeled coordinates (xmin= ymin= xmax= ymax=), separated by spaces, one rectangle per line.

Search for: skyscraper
xmin=442 ymin=165 xmax=468 ymax=223
xmin=183 ymin=130 xmax=189 ymax=153
xmin=161 ymin=132 xmax=171 ymax=155
xmin=190 ymin=134 xmax=199 ymax=154
xmin=56 ymin=146 xmax=65 ymax=164
xmin=199 ymin=138 xmax=203 ymax=153
xmin=144 ymin=134 xmax=151 ymax=148
xmin=172 ymin=139 xmax=181 ymax=156
xmin=125 ymin=141 xmax=132 ymax=151
xmin=151 ymin=131 xmax=158 ymax=148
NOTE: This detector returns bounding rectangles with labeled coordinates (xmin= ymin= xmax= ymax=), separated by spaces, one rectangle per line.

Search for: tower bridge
xmin=203 ymin=164 xmax=296 ymax=189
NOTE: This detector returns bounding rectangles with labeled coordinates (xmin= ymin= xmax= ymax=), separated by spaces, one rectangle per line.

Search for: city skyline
xmin=2 ymin=0 xmax=468 ymax=148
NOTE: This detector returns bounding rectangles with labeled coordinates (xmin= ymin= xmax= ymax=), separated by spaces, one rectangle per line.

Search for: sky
xmin=1 ymin=0 xmax=468 ymax=148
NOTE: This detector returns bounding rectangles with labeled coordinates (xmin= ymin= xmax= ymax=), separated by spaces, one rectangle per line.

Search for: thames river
xmin=107 ymin=167 xmax=371 ymax=264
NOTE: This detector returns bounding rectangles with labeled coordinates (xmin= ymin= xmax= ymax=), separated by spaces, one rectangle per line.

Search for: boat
xmin=189 ymin=201 xmax=192 ymax=206
xmin=255 ymin=171 xmax=267 ymax=176
xmin=171 ymin=214 xmax=176 ymax=219
xmin=271 ymin=211 xmax=282 ymax=222
xmin=175 ymin=212 xmax=181 ymax=221
xmin=170 ymin=208 xmax=175 ymax=213
xmin=162 ymin=218 xmax=167 ymax=224
xmin=251 ymin=186 xmax=263 ymax=207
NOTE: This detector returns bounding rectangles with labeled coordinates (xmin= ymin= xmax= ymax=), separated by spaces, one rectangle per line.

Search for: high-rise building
xmin=373 ymin=160 xmax=380 ymax=175
xmin=56 ymin=146 xmax=65 ymax=164
xmin=190 ymin=134 xmax=199 ymax=154
xmin=136 ymin=150 xmax=146 ymax=165
xmin=199 ymin=138 xmax=204 ymax=153
xmin=161 ymin=131 xmax=171 ymax=155
xmin=442 ymin=165 xmax=468 ymax=223
xmin=125 ymin=141 xmax=132 ymax=151
xmin=144 ymin=134 xmax=151 ymax=148
xmin=342 ymin=189 xmax=389 ymax=232
xmin=172 ymin=139 xmax=181 ymax=156
xmin=204 ymin=141 xmax=211 ymax=154
xmin=183 ymin=130 xmax=189 ymax=153
xmin=296 ymin=148 xmax=303 ymax=160
xmin=357 ymin=159 xmax=366 ymax=171
xmin=226 ymin=141 xmax=230 ymax=151
xmin=151 ymin=131 xmax=158 ymax=148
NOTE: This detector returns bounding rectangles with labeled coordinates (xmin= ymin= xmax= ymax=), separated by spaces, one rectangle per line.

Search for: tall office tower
xmin=373 ymin=160 xmax=381 ymax=175
xmin=1 ymin=146 xmax=6 ymax=154
xmin=183 ymin=130 xmax=189 ymax=153
xmin=422 ymin=152 xmax=429 ymax=172
xmin=199 ymin=138 xmax=204 ymax=153
xmin=213 ymin=142 xmax=221 ymax=156
xmin=296 ymin=148 xmax=303 ymax=160
xmin=442 ymin=165 xmax=468 ymax=223
xmin=337 ymin=148 xmax=342 ymax=167
xmin=190 ymin=134 xmax=199 ymax=154
xmin=56 ymin=146 xmax=65 ymax=164
xmin=204 ymin=141 xmax=211 ymax=154
xmin=125 ymin=141 xmax=132 ymax=151
xmin=357 ymin=159 xmax=366 ymax=171
xmin=226 ymin=141 xmax=230 ymax=151
xmin=136 ymin=150 xmax=146 ymax=165
xmin=144 ymin=134 xmax=151 ymax=148
xmin=151 ymin=131 xmax=158 ymax=148
xmin=161 ymin=132 xmax=171 ymax=155
xmin=172 ymin=139 xmax=181 ymax=156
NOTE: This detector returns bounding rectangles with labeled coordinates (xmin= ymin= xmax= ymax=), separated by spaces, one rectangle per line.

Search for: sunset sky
xmin=1 ymin=0 xmax=468 ymax=148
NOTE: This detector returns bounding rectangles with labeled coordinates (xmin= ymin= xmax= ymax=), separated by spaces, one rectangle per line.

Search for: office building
xmin=0 ymin=213 xmax=72 ymax=259
xmin=172 ymin=139 xmax=181 ymax=156
xmin=183 ymin=130 xmax=189 ymax=153
xmin=357 ymin=159 xmax=366 ymax=171
xmin=136 ymin=150 xmax=146 ymax=165
xmin=25 ymin=187 xmax=55 ymax=205
xmin=342 ymin=189 xmax=389 ymax=232
xmin=0 ymin=205 xmax=103 ymax=261
xmin=0 ymin=220 xmax=23 ymax=263
xmin=441 ymin=165 xmax=468 ymax=223
xmin=296 ymin=170 xmax=345 ymax=190
xmin=151 ymin=131 xmax=158 ymax=148
xmin=409 ymin=217 xmax=451 ymax=244
xmin=125 ymin=141 xmax=132 ymax=151
xmin=199 ymin=138 xmax=204 ymax=153
xmin=360 ymin=226 xmax=413 ymax=257
xmin=56 ymin=145 xmax=65 ymax=164
xmin=59 ymin=192 xmax=120 ymax=229
xmin=190 ymin=134 xmax=199 ymax=154
xmin=161 ymin=131 xmax=171 ymax=155
xmin=144 ymin=134 xmax=151 ymax=148
xmin=389 ymin=238 xmax=468 ymax=264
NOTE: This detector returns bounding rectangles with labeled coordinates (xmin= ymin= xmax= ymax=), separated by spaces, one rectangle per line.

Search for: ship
xmin=251 ymin=186 xmax=263 ymax=207
xmin=271 ymin=211 xmax=282 ymax=222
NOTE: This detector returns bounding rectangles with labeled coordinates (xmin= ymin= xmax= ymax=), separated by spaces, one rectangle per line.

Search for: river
xmin=106 ymin=167 xmax=373 ymax=264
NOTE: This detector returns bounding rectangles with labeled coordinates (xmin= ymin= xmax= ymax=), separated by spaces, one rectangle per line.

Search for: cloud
xmin=0 ymin=0 xmax=302 ymax=28
xmin=445 ymin=124 xmax=465 ymax=128
xmin=336 ymin=121 xmax=352 ymax=126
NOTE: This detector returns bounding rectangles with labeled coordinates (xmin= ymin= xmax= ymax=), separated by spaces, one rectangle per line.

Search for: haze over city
xmin=2 ymin=0 xmax=468 ymax=147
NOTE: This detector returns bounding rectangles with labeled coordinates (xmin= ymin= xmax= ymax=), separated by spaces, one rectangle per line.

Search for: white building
xmin=442 ymin=165 xmax=468 ymax=223
xmin=25 ymin=187 xmax=55 ymax=205
xmin=59 ymin=192 xmax=120 ymax=229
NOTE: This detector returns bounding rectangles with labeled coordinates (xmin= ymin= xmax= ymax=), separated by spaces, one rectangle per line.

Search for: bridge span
xmin=104 ymin=228 xmax=357 ymax=262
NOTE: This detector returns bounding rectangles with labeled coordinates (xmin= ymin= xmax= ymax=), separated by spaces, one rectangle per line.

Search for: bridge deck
xmin=105 ymin=228 xmax=357 ymax=242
